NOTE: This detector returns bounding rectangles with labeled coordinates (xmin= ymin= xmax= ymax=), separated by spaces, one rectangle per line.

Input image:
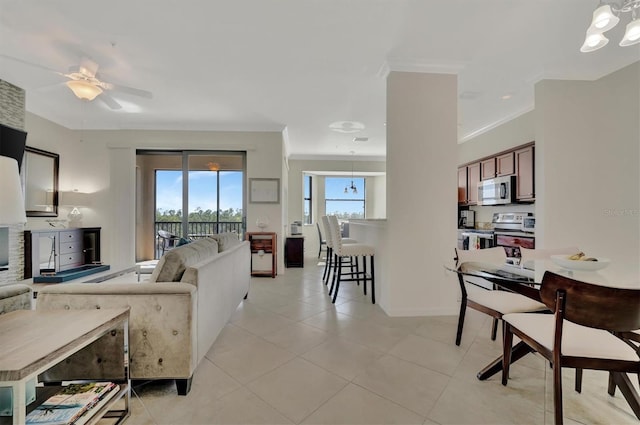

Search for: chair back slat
xmin=540 ymin=271 xmax=640 ymax=332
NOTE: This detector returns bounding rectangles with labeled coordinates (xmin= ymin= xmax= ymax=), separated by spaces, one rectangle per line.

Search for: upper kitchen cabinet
xmin=496 ymin=152 xmax=515 ymax=176
xmin=458 ymin=141 xmax=534 ymax=204
xmin=458 ymin=162 xmax=480 ymax=205
xmin=480 ymin=158 xmax=496 ymax=180
xmin=457 ymin=166 xmax=467 ymax=204
xmin=515 ymin=145 xmax=534 ymax=201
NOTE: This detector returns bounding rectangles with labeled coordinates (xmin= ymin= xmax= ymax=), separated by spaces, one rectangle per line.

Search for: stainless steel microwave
xmin=478 ymin=175 xmax=516 ymax=205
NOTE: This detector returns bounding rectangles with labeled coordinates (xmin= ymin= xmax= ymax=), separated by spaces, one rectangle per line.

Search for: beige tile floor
xmin=125 ymin=257 xmax=639 ymax=425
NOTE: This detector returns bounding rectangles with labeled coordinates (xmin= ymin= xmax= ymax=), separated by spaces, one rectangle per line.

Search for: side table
xmin=0 ymin=308 xmax=130 ymax=424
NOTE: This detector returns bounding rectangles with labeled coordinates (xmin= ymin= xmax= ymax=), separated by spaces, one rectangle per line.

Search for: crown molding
xmin=380 ymin=58 xmax=468 ymax=77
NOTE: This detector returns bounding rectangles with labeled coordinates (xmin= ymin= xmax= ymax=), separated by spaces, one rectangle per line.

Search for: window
xmin=303 ymin=174 xmax=312 ymax=225
xmin=325 ymin=177 xmax=365 ymax=219
xmin=137 ymin=150 xmax=246 ymax=259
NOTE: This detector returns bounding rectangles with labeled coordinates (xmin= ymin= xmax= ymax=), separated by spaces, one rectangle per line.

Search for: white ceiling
xmin=1 ymin=0 xmax=638 ymax=160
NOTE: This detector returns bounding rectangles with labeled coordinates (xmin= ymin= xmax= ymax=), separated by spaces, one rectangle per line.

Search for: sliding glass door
xmin=136 ymin=150 xmax=245 ymax=260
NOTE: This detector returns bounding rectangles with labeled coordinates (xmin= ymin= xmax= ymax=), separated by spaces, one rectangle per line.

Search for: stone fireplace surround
xmin=0 ymin=80 xmax=26 ymax=286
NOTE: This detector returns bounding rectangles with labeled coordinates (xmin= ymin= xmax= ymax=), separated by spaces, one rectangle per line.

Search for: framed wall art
xmin=249 ymin=178 xmax=280 ymax=204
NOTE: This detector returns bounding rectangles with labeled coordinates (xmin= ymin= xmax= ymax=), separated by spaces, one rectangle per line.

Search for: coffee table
xmin=0 ymin=308 xmax=130 ymax=424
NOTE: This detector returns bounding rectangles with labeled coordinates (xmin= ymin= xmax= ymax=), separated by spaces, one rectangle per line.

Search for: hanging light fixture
xmin=344 ymin=151 xmax=358 ymax=194
xmin=65 ymin=80 xmax=103 ymax=101
xmin=581 ymin=0 xmax=640 ymax=52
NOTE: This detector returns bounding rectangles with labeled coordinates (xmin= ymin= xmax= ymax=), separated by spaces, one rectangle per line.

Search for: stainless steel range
xmin=491 ymin=212 xmax=535 ymax=264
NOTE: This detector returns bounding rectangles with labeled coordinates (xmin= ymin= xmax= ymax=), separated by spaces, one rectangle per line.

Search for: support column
xmin=384 ymin=71 xmax=458 ymax=316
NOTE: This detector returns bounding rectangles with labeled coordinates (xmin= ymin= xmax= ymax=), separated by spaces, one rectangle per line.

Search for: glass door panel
xmin=187 ymin=155 xmax=219 ymax=239
xmin=218 ymin=170 xmax=244 ymax=237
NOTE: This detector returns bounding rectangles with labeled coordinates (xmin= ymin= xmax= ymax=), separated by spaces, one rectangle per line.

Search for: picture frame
xmin=249 ymin=178 xmax=280 ymax=204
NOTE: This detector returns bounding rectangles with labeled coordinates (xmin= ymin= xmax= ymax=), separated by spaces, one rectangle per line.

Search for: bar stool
xmin=321 ymin=216 xmax=356 ymax=286
xmin=327 ymin=215 xmax=375 ymax=304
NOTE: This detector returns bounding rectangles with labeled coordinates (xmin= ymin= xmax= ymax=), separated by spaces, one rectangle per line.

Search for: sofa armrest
xmin=37 ymin=283 xmax=197 ymax=381
xmin=0 ymin=283 xmax=32 ymax=313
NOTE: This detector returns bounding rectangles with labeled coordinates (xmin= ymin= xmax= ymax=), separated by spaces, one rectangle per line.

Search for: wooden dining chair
xmin=501 ymin=271 xmax=640 ymax=424
xmin=454 ymin=247 xmax=548 ymax=346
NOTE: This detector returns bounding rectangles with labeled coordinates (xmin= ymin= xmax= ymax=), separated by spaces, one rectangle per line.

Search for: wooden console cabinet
xmin=246 ymin=232 xmax=277 ymax=278
xmin=24 ymin=227 xmax=102 ymax=279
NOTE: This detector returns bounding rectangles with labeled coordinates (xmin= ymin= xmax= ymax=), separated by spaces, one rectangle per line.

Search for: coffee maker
xmin=459 ymin=210 xmax=475 ymax=229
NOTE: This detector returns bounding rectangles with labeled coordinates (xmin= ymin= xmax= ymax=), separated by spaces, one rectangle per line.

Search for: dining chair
xmin=157 ymin=229 xmax=180 ymax=255
xmin=327 ymin=215 xmax=375 ymax=304
xmin=320 ymin=216 xmax=357 ymax=286
xmin=501 ymin=271 xmax=640 ymax=425
xmin=454 ymin=247 xmax=548 ymax=346
xmin=316 ymin=222 xmax=327 ymax=259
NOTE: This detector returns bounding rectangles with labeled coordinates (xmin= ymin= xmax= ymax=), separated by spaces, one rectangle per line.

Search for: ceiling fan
xmin=0 ymin=54 xmax=153 ymax=110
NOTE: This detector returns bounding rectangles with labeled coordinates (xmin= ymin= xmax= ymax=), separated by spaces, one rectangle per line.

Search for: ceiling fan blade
xmin=78 ymin=57 xmax=99 ymax=78
xmin=0 ymin=54 xmax=64 ymax=76
xmin=100 ymin=82 xmax=153 ymax=99
xmin=98 ymin=92 xmax=122 ymax=110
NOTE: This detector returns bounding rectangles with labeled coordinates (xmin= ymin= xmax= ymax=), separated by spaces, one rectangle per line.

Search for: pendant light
xmin=581 ymin=0 xmax=640 ymax=52
xmin=344 ymin=151 xmax=358 ymax=194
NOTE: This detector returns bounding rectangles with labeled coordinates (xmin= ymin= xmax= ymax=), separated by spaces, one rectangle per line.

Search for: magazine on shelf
xmin=25 ymin=382 xmax=118 ymax=425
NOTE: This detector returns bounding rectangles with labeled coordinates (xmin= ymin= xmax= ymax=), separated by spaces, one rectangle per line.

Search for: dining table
xmin=445 ymin=258 xmax=640 ymax=419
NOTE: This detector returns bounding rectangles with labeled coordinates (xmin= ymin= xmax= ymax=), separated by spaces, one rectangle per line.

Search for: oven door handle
xmin=462 ymin=232 xmax=494 ymax=239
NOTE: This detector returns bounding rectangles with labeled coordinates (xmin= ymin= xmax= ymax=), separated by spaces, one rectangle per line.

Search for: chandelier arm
xmin=615 ymin=0 xmax=640 ymax=13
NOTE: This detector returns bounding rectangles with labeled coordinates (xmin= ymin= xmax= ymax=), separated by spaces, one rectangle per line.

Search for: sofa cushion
xmin=208 ymin=232 xmax=241 ymax=252
xmin=151 ymin=238 xmax=219 ymax=282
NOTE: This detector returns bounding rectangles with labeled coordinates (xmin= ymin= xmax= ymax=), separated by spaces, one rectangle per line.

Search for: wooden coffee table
xmin=0 ymin=308 xmax=130 ymax=424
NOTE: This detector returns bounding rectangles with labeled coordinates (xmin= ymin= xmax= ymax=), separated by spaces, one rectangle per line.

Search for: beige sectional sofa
xmin=36 ymin=233 xmax=250 ymax=395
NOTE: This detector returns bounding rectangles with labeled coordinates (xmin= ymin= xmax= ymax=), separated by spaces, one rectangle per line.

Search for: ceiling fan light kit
xmin=582 ymin=0 xmax=640 ymax=51
xmin=65 ymin=80 xmax=103 ymax=101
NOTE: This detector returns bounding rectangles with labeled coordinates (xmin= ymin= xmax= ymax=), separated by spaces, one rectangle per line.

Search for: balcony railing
xmin=155 ymin=221 xmax=244 ymax=258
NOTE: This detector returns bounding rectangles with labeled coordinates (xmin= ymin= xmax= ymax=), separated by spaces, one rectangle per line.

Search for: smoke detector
xmin=329 ymin=121 xmax=365 ymax=134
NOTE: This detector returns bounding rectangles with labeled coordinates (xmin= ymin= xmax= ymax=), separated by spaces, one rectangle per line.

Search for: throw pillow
xmin=177 ymin=237 xmax=191 ymax=246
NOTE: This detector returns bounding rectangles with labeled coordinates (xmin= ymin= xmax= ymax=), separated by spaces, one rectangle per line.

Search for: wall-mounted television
xmin=0 ymin=123 xmax=27 ymax=169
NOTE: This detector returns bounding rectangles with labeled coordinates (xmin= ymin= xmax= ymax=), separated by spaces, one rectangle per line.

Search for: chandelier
xmin=344 ymin=152 xmax=358 ymax=194
xmin=581 ymin=0 xmax=640 ymax=52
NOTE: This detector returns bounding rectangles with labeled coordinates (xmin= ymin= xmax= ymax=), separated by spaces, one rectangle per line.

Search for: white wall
xmin=458 ymin=111 xmax=535 ymax=165
xmin=535 ymin=62 xmax=639 ymax=276
xmin=367 ymin=175 xmax=387 ymax=219
xmin=20 ymin=118 xmax=286 ymax=273
xmin=386 ymin=71 xmax=458 ymax=316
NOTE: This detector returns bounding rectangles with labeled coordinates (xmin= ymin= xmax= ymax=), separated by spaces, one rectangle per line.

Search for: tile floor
xmin=125 ymin=257 xmax=639 ymax=425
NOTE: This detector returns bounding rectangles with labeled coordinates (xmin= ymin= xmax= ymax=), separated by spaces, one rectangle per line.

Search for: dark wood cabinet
xmin=458 ymin=162 xmax=480 ymax=205
xmin=467 ymin=162 xmax=480 ymax=205
xmin=285 ymin=236 xmax=304 ymax=268
xmin=457 ymin=167 xmax=467 ymax=204
xmin=515 ymin=145 xmax=535 ymax=201
xmin=458 ymin=142 xmax=534 ymax=204
xmin=480 ymin=158 xmax=496 ymax=180
xmin=246 ymin=232 xmax=277 ymax=277
xmin=496 ymin=152 xmax=515 ymax=176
